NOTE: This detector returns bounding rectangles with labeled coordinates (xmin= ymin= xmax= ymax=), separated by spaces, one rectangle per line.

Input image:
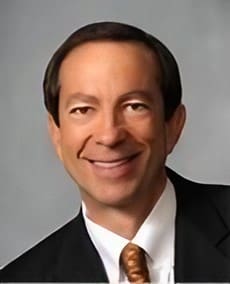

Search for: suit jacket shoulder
xmin=167 ymin=168 xmax=230 ymax=282
xmin=168 ymin=167 xmax=230 ymax=231
xmin=0 ymin=212 xmax=108 ymax=282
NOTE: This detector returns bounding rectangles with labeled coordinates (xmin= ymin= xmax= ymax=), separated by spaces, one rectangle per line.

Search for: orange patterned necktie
xmin=120 ymin=243 xmax=150 ymax=283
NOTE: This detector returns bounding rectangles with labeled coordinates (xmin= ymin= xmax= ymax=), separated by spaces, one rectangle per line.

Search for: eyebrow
xmin=116 ymin=90 xmax=156 ymax=103
xmin=64 ymin=93 xmax=99 ymax=108
xmin=64 ymin=90 xmax=156 ymax=108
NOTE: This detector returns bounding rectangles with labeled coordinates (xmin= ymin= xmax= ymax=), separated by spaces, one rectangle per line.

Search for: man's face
xmin=49 ymin=41 xmax=184 ymax=211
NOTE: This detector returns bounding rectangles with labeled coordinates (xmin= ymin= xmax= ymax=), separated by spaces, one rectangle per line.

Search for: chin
xmin=80 ymin=182 xmax=142 ymax=209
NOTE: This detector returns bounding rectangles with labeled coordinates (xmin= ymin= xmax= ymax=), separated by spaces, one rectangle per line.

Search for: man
xmin=1 ymin=22 xmax=229 ymax=283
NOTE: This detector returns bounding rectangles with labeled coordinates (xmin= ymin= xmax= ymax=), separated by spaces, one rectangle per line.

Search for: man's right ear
xmin=47 ymin=114 xmax=63 ymax=161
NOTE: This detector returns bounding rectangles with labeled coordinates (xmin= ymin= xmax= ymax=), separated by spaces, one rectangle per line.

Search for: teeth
xmin=93 ymin=159 xmax=128 ymax=169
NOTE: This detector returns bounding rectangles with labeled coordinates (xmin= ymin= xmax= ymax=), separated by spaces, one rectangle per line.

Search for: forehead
xmin=58 ymin=41 xmax=162 ymax=100
xmin=60 ymin=40 xmax=161 ymax=78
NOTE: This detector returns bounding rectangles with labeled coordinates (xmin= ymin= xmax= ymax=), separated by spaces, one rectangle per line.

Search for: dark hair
xmin=43 ymin=21 xmax=182 ymax=126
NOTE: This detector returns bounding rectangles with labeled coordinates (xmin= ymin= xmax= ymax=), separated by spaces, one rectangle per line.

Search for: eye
xmin=69 ymin=106 xmax=92 ymax=115
xmin=125 ymin=102 xmax=149 ymax=113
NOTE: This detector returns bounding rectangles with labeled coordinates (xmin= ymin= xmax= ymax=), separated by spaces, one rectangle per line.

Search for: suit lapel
xmin=53 ymin=211 xmax=109 ymax=282
xmin=167 ymin=169 xmax=230 ymax=282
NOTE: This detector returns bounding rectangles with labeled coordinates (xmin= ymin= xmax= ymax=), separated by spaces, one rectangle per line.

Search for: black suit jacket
xmin=1 ymin=168 xmax=230 ymax=282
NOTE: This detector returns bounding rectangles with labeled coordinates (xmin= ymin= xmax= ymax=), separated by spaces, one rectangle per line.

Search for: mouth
xmin=85 ymin=152 xmax=141 ymax=169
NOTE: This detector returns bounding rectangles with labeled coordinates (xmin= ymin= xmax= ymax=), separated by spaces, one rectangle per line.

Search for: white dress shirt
xmin=82 ymin=178 xmax=176 ymax=283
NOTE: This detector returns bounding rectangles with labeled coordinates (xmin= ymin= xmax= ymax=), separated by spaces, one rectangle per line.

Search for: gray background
xmin=1 ymin=0 xmax=229 ymax=267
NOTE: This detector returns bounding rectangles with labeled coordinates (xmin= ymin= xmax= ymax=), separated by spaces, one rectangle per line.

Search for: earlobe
xmin=47 ymin=114 xmax=63 ymax=161
xmin=166 ymin=104 xmax=186 ymax=154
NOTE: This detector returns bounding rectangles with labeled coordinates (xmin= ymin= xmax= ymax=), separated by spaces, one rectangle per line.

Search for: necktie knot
xmin=120 ymin=243 xmax=150 ymax=283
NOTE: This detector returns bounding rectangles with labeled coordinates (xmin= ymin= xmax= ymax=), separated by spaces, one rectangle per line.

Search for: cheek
xmin=128 ymin=116 xmax=164 ymax=144
xmin=59 ymin=125 xmax=84 ymax=155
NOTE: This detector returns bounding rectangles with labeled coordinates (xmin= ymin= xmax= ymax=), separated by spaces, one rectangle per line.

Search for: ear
xmin=166 ymin=104 xmax=186 ymax=155
xmin=47 ymin=114 xmax=63 ymax=161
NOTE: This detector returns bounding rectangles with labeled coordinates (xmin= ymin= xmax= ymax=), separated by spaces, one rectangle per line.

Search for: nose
xmin=94 ymin=111 xmax=127 ymax=148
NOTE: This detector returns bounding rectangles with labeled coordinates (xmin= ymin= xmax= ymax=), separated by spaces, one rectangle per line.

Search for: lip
xmin=85 ymin=152 xmax=141 ymax=179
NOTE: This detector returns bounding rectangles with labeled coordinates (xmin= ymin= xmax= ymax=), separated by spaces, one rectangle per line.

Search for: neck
xmin=82 ymin=175 xmax=167 ymax=240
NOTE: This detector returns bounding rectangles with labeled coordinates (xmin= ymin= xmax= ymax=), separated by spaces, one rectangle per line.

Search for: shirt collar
xmin=82 ymin=178 xmax=176 ymax=281
xmin=82 ymin=202 xmax=128 ymax=281
xmin=132 ymin=178 xmax=176 ymax=268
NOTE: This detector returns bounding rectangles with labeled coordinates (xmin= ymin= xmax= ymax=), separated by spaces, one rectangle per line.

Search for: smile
xmin=90 ymin=155 xmax=138 ymax=168
xmin=85 ymin=153 xmax=141 ymax=178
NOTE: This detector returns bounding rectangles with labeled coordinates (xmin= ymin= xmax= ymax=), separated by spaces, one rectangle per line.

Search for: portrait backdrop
xmin=0 ymin=0 xmax=229 ymax=267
